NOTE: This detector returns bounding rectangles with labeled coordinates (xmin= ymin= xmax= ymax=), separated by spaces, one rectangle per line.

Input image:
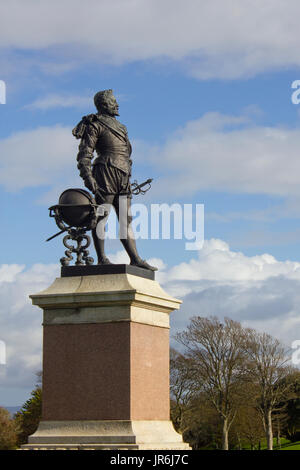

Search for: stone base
xmin=22 ymin=420 xmax=190 ymax=450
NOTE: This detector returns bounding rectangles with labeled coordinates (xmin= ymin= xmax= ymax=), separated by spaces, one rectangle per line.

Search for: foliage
xmin=0 ymin=407 xmax=18 ymax=450
xmin=14 ymin=387 xmax=42 ymax=446
xmin=284 ymin=377 xmax=300 ymax=441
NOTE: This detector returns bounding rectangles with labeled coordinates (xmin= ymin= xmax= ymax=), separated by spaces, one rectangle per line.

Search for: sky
xmin=2 ymin=0 xmax=300 ymax=406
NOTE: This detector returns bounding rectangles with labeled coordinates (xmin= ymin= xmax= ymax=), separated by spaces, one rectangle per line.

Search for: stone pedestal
xmin=23 ymin=266 xmax=190 ymax=450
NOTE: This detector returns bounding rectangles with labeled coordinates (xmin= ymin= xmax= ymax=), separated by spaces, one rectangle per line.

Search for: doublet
xmin=74 ymin=113 xmax=132 ymax=175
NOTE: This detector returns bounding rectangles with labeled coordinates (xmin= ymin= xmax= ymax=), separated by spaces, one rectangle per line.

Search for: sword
xmin=131 ymin=178 xmax=153 ymax=195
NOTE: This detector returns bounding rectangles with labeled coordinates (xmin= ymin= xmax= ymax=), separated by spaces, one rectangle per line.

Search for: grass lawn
xmin=279 ymin=441 xmax=300 ymax=450
xmin=198 ymin=437 xmax=300 ymax=450
xmin=261 ymin=438 xmax=300 ymax=450
xmin=234 ymin=437 xmax=300 ymax=450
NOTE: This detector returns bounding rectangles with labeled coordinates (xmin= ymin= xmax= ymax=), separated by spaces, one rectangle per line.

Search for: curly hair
xmin=94 ymin=89 xmax=114 ymax=112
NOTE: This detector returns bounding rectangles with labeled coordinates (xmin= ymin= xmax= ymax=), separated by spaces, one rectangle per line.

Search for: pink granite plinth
xmin=42 ymin=321 xmax=170 ymax=421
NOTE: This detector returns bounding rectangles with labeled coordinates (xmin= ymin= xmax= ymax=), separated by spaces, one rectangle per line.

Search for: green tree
xmin=0 ymin=407 xmax=18 ymax=449
xmin=15 ymin=387 xmax=42 ymax=446
xmin=284 ymin=376 xmax=300 ymax=441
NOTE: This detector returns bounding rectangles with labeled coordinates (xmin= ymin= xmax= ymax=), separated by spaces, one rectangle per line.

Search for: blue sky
xmin=2 ymin=0 xmax=300 ymax=406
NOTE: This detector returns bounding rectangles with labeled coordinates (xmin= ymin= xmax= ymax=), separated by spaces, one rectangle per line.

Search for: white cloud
xmin=1 ymin=0 xmax=300 ymax=79
xmin=24 ymin=94 xmax=92 ymax=111
xmin=146 ymin=111 xmax=300 ymax=198
xmin=108 ymin=250 xmax=130 ymax=264
xmin=107 ymin=249 xmax=166 ymax=271
xmin=0 ymin=125 xmax=81 ymax=192
xmin=163 ymin=238 xmax=300 ymax=283
xmin=0 ymin=263 xmax=59 ymax=399
xmin=158 ymin=239 xmax=300 ymax=308
xmin=158 ymin=239 xmax=300 ymax=347
xmin=0 ymin=265 xmax=24 ymax=282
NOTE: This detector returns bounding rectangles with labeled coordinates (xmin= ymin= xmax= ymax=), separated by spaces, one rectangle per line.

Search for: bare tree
xmin=175 ymin=316 xmax=247 ymax=450
xmin=244 ymin=328 xmax=297 ymax=450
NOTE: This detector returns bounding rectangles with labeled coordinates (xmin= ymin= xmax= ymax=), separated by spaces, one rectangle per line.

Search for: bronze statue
xmin=72 ymin=89 xmax=157 ymax=271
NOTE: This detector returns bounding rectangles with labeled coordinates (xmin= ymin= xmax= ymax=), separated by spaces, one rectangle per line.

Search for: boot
xmin=120 ymin=236 xmax=157 ymax=271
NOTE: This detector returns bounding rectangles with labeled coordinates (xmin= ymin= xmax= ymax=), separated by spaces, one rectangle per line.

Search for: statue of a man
xmin=72 ymin=89 xmax=156 ymax=271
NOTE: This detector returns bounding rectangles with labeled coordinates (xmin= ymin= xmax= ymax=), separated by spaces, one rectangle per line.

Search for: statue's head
xmin=94 ymin=89 xmax=119 ymax=116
